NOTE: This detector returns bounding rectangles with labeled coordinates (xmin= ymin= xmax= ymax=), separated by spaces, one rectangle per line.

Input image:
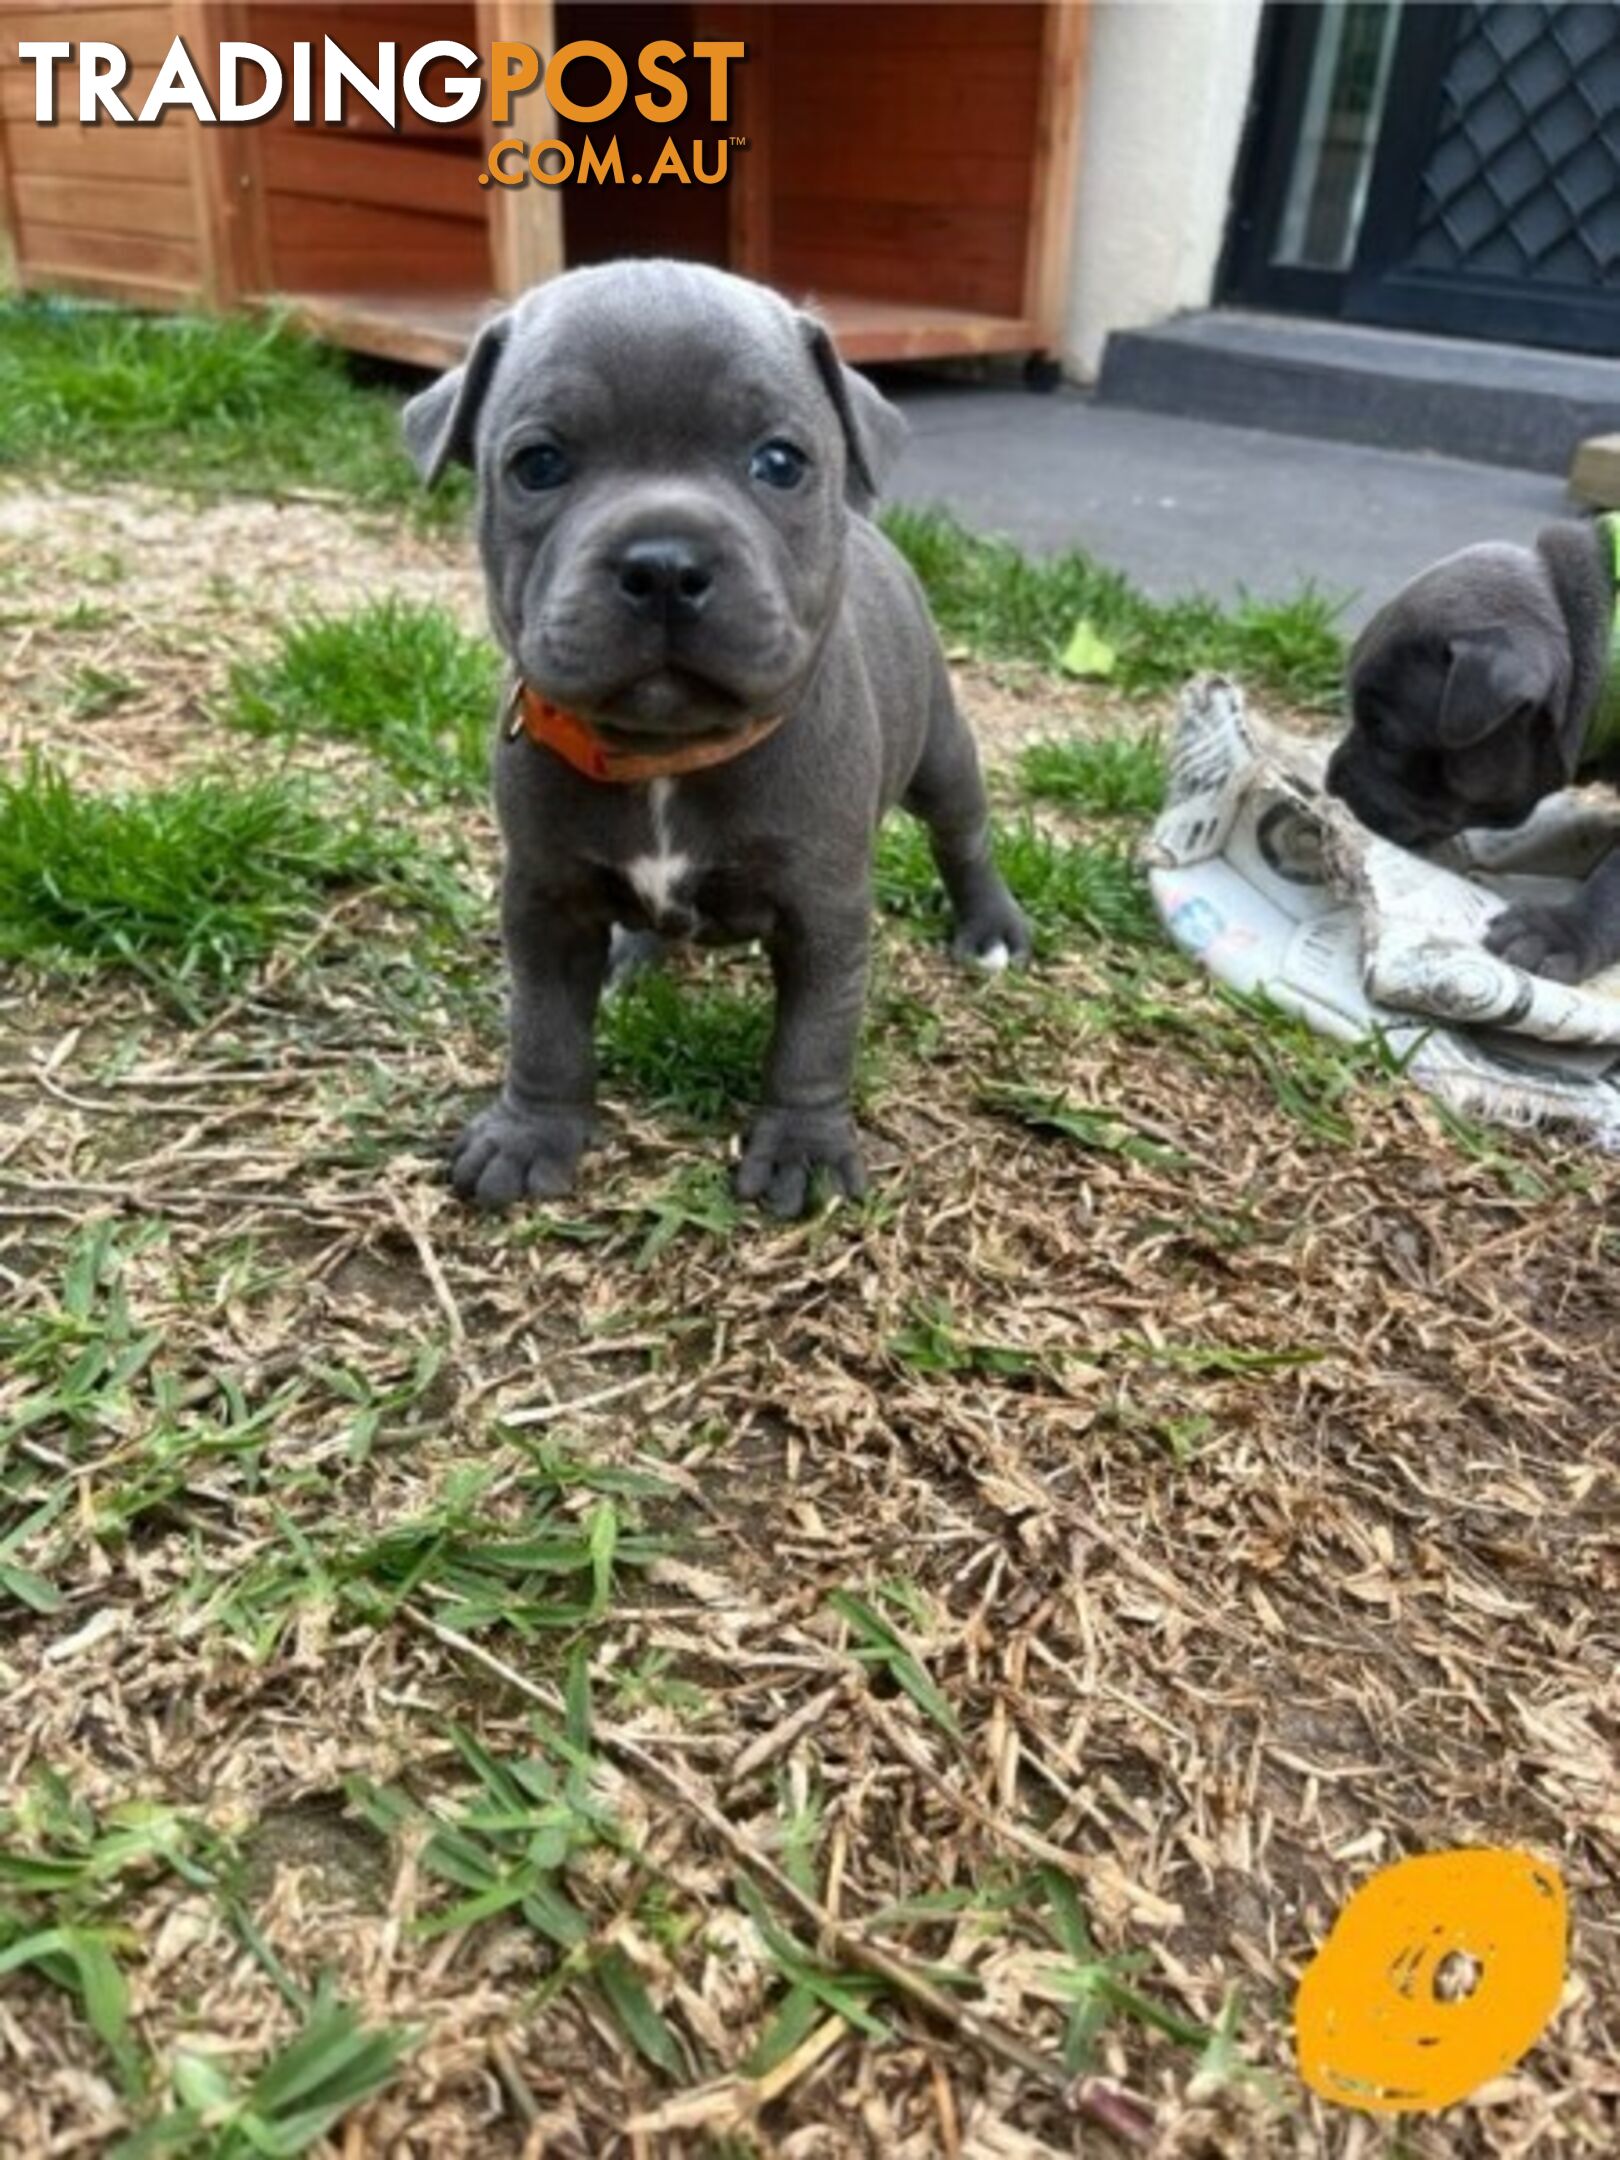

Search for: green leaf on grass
xmin=983 ymin=1082 xmax=1193 ymax=1170
xmin=1058 ymin=619 xmax=1119 ymax=680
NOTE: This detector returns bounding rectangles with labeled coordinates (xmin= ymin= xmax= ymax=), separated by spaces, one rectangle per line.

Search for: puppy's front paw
xmin=1485 ymin=900 xmax=1607 ymax=986
xmin=950 ymin=892 xmax=1034 ymax=974
xmin=735 ymin=1106 xmax=867 ymax=1218
xmin=449 ymin=1102 xmax=591 ymax=1210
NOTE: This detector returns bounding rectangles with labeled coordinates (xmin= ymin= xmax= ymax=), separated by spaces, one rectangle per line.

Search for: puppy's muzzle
xmin=1325 ymin=746 xmax=1451 ymax=849
xmin=614 ymin=535 xmax=716 ymax=625
xmin=1323 ymin=743 xmax=1355 ymax=804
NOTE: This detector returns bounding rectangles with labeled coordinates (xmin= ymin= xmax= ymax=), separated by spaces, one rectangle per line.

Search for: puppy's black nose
xmin=614 ymin=536 xmax=714 ymax=622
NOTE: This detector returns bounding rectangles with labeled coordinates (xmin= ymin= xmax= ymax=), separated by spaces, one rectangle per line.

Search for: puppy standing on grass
xmin=1327 ymin=513 xmax=1620 ymax=982
xmin=404 ymin=260 xmax=1030 ymax=1217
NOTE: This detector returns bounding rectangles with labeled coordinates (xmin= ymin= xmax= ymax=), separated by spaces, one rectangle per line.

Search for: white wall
xmin=1063 ymin=0 xmax=1265 ymax=379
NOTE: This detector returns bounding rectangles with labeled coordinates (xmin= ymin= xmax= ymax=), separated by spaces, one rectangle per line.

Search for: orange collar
xmin=509 ymin=684 xmax=782 ymax=784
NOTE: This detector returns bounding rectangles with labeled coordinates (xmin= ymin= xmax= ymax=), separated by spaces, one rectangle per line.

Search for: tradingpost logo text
xmin=13 ymin=35 xmax=747 ymax=188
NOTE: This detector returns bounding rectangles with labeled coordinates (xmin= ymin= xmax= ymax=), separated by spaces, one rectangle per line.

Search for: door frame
xmin=1217 ymin=0 xmax=1382 ymax=318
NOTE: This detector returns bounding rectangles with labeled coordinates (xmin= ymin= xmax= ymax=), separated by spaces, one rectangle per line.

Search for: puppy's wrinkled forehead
xmin=490 ymin=262 xmax=826 ymax=452
xmin=1364 ymin=546 xmax=1560 ymax=654
xmin=1352 ymin=543 xmax=1565 ymax=707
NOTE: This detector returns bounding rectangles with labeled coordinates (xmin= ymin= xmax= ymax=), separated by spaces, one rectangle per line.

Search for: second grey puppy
xmin=1326 ymin=515 xmax=1620 ymax=983
xmin=404 ymin=260 xmax=1031 ymax=1217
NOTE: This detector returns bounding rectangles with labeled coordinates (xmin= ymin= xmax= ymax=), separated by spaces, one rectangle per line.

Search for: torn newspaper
xmin=1145 ymin=675 xmax=1620 ymax=1147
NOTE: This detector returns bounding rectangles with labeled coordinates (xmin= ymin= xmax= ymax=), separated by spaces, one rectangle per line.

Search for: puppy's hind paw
xmin=735 ymin=1106 xmax=867 ymax=1219
xmin=449 ymin=1102 xmax=592 ymax=1211
xmin=1484 ymin=900 xmax=1605 ymax=986
xmin=950 ymin=892 xmax=1034 ymax=973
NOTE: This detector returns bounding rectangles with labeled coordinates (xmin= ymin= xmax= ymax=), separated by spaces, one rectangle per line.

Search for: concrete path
xmin=886 ymin=383 xmax=1576 ymax=633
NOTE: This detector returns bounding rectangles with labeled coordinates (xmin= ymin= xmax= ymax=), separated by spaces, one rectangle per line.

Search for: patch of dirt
xmin=0 ymin=483 xmax=482 ymax=783
xmin=953 ymin=657 xmax=1137 ymax=761
xmin=240 ymin=1793 xmax=395 ymax=1911
xmin=0 ymin=481 xmax=482 ymax=630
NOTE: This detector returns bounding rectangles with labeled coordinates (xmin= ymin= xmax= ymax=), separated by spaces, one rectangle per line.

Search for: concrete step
xmin=1096 ymin=311 xmax=1620 ymax=476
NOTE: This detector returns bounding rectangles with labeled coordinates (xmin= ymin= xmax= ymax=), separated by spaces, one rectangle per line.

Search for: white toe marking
xmin=977 ymin=940 xmax=1011 ymax=974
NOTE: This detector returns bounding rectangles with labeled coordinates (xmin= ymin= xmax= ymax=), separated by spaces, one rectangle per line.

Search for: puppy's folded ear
xmin=799 ymin=314 xmax=907 ymax=513
xmin=402 ymin=311 xmax=512 ymax=487
xmin=1438 ymin=626 xmax=1556 ymax=748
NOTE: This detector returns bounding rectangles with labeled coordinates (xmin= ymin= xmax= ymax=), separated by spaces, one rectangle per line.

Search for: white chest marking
xmin=626 ymin=779 xmax=694 ymax=924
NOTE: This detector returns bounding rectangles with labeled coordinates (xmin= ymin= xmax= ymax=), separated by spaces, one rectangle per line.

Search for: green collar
xmin=1581 ymin=512 xmax=1620 ymax=767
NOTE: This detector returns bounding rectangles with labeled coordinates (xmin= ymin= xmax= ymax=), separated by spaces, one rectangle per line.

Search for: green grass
xmin=1018 ymin=730 xmax=1168 ymax=817
xmin=0 ymin=1221 xmax=672 ymax=1640
xmin=883 ymin=506 xmax=1345 ymax=706
xmin=993 ymin=819 xmax=1157 ymax=945
xmin=1163 ymin=984 xmax=1416 ymax=1146
xmin=348 ymin=1718 xmax=689 ymax=2080
xmin=0 ymin=1772 xmax=412 ymax=2145
xmin=0 ymin=759 xmax=448 ymax=1008
xmin=596 ymin=953 xmax=905 ymax=1131
xmin=0 ymin=1222 xmax=296 ymax=1610
xmin=0 ymin=1776 xmax=216 ymax=2099
xmin=66 ymin=663 xmax=141 ymax=720
xmin=0 ymin=297 xmax=458 ymax=518
xmin=192 ymin=1470 xmax=667 ymax=1658
xmin=876 ymin=812 xmax=1157 ymax=951
xmin=599 ymin=968 xmax=776 ymax=1125
xmin=828 ymin=1583 xmax=963 ymax=1737
xmin=1032 ymin=1867 xmax=1260 ymax=2094
xmin=889 ymin=1297 xmax=1050 ymax=1385
xmin=226 ymin=599 xmax=499 ymax=799
xmin=621 ymin=1162 xmax=744 ymax=1266
xmin=121 ymin=1990 xmax=414 ymax=2159
xmin=52 ymin=600 xmax=118 ymax=634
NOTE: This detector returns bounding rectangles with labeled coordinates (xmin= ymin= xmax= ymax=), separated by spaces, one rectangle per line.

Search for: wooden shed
xmin=0 ymin=2 xmax=1087 ymax=368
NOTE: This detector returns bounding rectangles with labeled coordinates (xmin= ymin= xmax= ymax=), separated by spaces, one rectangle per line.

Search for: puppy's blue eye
xmin=512 ymin=442 xmax=571 ymax=491
xmin=750 ymin=439 xmax=808 ymax=490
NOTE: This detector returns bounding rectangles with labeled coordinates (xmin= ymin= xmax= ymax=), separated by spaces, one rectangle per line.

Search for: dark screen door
xmin=1224 ymin=3 xmax=1620 ymax=355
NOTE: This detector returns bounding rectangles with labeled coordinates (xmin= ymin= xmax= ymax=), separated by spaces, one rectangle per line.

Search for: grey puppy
xmin=1326 ymin=515 xmax=1620 ymax=982
xmin=403 ymin=259 xmax=1030 ymax=1216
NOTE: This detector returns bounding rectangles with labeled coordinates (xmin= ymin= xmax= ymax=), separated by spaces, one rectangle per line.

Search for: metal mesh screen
xmin=1408 ymin=2 xmax=1620 ymax=290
